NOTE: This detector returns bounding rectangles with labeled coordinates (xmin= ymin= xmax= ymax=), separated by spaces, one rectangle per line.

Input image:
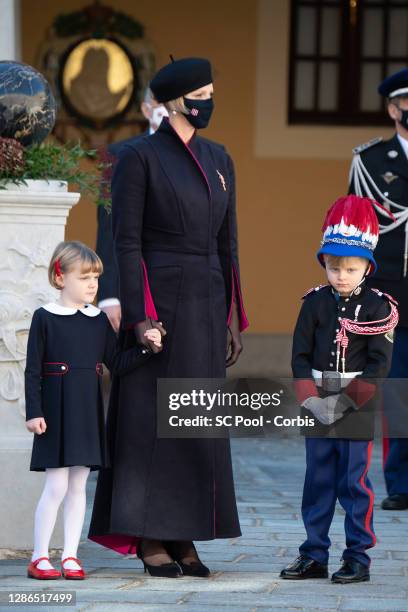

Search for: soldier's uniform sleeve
xmin=96 ymin=202 xmax=120 ymax=304
xmin=96 ymin=146 xmax=120 ymax=305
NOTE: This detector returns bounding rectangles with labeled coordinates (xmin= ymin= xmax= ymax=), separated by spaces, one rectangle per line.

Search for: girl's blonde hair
xmin=48 ymin=241 xmax=103 ymax=290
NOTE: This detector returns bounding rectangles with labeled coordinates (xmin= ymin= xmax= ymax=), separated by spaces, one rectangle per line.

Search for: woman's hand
xmin=226 ymin=302 xmax=243 ymax=367
xmin=26 ymin=417 xmax=47 ymax=435
xmin=134 ymin=318 xmax=167 ymax=353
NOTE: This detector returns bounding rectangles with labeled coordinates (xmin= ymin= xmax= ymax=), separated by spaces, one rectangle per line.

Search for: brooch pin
xmin=381 ymin=171 xmax=399 ymax=184
xmin=387 ymin=150 xmax=398 ymax=158
xmin=216 ymin=169 xmax=227 ymax=191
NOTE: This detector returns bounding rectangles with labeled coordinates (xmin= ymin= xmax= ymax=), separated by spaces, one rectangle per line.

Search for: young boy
xmin=280 ymin=195 xmax=399 ymax=584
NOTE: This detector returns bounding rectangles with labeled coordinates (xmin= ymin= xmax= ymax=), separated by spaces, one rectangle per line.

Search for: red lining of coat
xmin=227 ymin=263 xmax=249 ymax=332
xmin=88 ymin=534 xmax=140 ymax=555
xmin=96 ymin=362 xmax=104 ymax=376
xmin=141 ymin=258 xmax=158 ymax=320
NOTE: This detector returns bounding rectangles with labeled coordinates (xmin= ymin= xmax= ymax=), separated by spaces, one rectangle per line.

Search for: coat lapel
xmin=153 ymin=119 xmax=211 ymax=198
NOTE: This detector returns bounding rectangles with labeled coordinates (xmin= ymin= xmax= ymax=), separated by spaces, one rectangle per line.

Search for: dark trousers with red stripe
xmin=299 ymin=438 xmax=376 ymax=567
xmin=383 ymin=327 xmax=408 ymax=496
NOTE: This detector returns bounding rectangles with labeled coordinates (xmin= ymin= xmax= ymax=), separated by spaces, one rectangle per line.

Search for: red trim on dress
xmin=358 ymin=440 xmax=376 ymax=548
xmin=43 ymin=362 xmax=69 ymax=375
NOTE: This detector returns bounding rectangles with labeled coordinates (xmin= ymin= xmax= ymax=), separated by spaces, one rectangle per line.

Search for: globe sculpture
xmin=0 ymin=61 xmax=56 ymax=146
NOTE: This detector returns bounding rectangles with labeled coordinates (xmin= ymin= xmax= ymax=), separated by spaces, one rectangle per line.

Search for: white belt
xmin=312 ymin=369 xmax=363 ymax=388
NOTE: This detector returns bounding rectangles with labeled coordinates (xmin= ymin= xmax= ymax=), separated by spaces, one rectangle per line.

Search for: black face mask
xmin=183 ymin=97 xmax=214 ymax=129
xmin=395 ymin=104 xmax=408 ymax=129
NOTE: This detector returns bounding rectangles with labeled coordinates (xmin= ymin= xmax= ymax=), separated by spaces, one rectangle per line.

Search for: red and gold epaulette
xmin=370 ymin=288 xmax=399 ymax=306
xmin=302 ymin=284 xmax=328 ymax=299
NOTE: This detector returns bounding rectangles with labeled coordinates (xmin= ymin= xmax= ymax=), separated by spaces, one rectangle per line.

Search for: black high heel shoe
xmin=137 ymin=539 xmax=182 ymax=578
xmin=164 ymin=541 xmax=210 ymax=578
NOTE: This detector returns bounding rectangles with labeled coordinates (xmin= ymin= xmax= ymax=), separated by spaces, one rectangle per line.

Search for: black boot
xmin=381 ymin=494 xmax=408 ymax=510
xmin=280 ymin=555 xmax=328 ymax=580
xmin=331 ymin=559 xmax=370 ymax=584
xmin=164 ymin=541 xmax=210 ymax=578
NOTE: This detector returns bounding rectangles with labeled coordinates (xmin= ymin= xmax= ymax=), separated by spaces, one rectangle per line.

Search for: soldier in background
xmin=96 ymin=89 xmax=168 ymax=332
xmin=349 ymin=68 xmax=408 ymax=510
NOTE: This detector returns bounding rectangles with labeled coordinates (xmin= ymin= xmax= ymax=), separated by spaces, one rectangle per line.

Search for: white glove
xmin=326 ymin=393 xmax=353 ymax=424
xmin=302 ymin=396 xmax=331 ymax=425
xmin=303 ymin=395 xmax=350 ymax=425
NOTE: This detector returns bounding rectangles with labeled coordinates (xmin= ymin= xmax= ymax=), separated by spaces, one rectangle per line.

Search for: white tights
xmin=31 ymin=466 xmax=90 ymax=570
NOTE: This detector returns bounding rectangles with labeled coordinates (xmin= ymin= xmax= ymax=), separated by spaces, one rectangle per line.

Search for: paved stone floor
xmin=1 ymin=436 xmax=408 ymax=611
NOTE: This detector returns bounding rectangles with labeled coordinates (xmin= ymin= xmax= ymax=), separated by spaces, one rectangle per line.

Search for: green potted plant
xmin=0 ymin=136 xmax=110 ymax=203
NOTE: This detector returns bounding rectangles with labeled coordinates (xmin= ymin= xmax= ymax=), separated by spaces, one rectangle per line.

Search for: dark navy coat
xmin=88 ymin=117 xmax=249 ymax=554
xmin=349 ymin=134 xmax=408 ymax=326
xmin=25 ymin=303 xmax=152 ymax=471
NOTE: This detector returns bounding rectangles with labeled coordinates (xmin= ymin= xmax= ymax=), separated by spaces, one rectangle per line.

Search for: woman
xmin=88 ymin=56 xmax=249 ymax=578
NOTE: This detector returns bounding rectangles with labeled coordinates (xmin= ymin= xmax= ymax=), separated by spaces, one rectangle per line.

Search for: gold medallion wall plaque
xmin=36 ymin=1 xmax=157 ymax=147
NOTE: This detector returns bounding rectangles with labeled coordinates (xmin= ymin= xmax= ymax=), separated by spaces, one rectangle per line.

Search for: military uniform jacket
xmin=349 ymin=134 xmax=408 ymax=325
xmin=25 ymin=303 xmax=152 ymax=471
xmin=292 ymin=283 xmax=395 ymax=439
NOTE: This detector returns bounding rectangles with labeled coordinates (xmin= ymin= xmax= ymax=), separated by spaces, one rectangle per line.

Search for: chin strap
xmin=335 ymin=293 xmax=399 ymax=373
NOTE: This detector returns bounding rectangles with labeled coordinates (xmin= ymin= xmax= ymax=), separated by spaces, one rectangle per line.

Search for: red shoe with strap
xmin=61 ymin=557 xmax=85 ymax=580
xmin=27 ymin=557 xmax=61 ymax=580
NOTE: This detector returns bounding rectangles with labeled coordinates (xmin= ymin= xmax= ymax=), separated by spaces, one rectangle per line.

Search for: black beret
xmin=150 ymin=57 xmax=212 ymax=103
xmin=378 ymin=68 xmax=408 ymax=98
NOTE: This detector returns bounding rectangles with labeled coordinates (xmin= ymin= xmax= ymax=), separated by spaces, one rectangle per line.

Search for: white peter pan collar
xmin=42 ymin=302 xmax=101 ymax=317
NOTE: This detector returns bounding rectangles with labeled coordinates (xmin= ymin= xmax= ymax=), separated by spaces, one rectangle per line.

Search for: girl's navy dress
xmin=25 ymin=302 xmax=152 ymax=472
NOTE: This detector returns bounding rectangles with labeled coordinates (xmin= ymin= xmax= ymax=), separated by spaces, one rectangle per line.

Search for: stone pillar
xmin=0 ymin=180 xmax=80 ymax=549
xmin=0 ymin=0 xmax=21 ymax=61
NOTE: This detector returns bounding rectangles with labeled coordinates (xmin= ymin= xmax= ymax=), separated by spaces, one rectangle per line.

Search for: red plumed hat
xmin=317 ymin=195 xmax=383 ymax=275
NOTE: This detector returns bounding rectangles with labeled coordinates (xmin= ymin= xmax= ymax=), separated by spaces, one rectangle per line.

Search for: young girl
xmin=25 ymin=240 xmax=163 ymax=580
